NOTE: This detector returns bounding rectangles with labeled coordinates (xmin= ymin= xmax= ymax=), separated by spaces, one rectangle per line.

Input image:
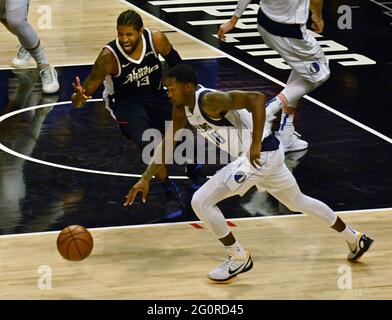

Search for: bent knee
xmin=191 ymin=191 xmax=203 ymax=212
xmin=6 ymin=14 xmax=26 ymax=32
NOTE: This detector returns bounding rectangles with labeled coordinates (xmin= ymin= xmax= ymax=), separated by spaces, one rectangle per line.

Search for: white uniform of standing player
xmin=125 ymin=65 xmax=373 ymax=283
xmin=218 ymin=0 xmax=330 ymax=153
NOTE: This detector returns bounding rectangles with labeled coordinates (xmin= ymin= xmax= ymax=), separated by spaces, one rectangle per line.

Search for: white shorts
xmin=218 ymin=145 xmax=297 ymax=197
xmin=257 ymin=24 xmax=330 ymax=83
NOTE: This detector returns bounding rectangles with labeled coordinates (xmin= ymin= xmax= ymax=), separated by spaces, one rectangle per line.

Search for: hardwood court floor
xmin=0 ymin=0 xmax=222 ymax=68
xmin=0 ymin=210 xmax=390 ymax=300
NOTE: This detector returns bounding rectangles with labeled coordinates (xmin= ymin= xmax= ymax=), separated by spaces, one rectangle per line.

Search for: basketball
xmin=57 ymin=225 xmax=93 ymax=261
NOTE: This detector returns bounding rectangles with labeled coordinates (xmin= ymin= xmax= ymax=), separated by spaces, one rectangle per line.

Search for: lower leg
xmin=218 ymin=231 xmax=246 ymax=258
xmin=331 ymin=216 xmax=359 ymax=245
xmin=6 ymin=6 xmax=49 ymax=67
xmin=270 ymin=185 xmax=359 ymax=244
xmin=191 ymin=172 xmax=246 ymax=258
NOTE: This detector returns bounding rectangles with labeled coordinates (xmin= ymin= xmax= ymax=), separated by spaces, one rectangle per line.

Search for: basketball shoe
xmin=11 ymin=46 xmax=32 ymax=68
xmin=159 ymin=180 xmax=183 ymax=219
xmin=347 ymin=233 xmax=374 ymax=261
xmin=208 ymin=251 xmax=253 ymax=283
xmin=186 ymin=164 xmax=208 ymax=190
xmin=275 ymin=130 xmax=308 ymax=153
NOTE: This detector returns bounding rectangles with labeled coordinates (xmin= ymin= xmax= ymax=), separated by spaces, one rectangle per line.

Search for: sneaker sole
xmin=284 ymin=145 xmax=308 ymax=154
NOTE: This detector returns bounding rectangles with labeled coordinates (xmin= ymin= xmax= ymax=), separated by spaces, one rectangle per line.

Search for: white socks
xmin=280 ymin=112 xmax=295 ymax=132
xmin=341 ymin=225 xmax=360 ymax=244
xmin=266 ymin=96 xmax=285 ymax=118
xmin=225 ymin=241 xmax=246 ymax=259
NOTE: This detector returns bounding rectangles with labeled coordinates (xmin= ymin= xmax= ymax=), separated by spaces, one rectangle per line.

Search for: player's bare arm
xmin=152 ymin=29 xmax=183 ymax=66
xmin=71 ymin=48 xmax=115 ymax=108
xmin=218 ymin=0 xmax=251 ymax=41
xmin=310 ymin=0 xmax=324 ymax=33
xmin=202 ymin=90 xmax=266 ymax=168
xmin=123 ymin=105 xmax=187 ymax=207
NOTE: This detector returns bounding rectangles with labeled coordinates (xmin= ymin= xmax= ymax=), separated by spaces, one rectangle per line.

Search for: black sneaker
xmin=160 ymin=180 xmax=183 ymax=219
xmin=347 ymin=233 xmax=374 ymax=261
xmin=186 ymin=164 xmax=208 ymax=190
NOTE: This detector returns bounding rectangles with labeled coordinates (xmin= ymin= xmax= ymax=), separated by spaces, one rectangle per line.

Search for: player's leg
xmin=5 ymin=0 xmax=59 ymax=93
xmin=113 ymin=101 xmax=183 ymax=219
xmin=266 ymin=168 xmax=374 ymax=261
xmin=257 ymin=23 xmax=330 ymax=152
xmin=191 ymin=159 xmax=256 ymax=282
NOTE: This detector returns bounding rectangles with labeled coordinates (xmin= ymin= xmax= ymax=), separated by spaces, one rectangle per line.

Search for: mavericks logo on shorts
xmin=234 ymin=171 xmax=246 ymax=183
xmin=309 ymin=62 xmax=320 ymax=74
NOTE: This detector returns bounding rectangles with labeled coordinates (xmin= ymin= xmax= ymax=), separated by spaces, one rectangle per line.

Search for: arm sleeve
xmin=233 ymin=0 xmax=253 ymax=18
xmin=162 ymin=47 xmax=183 ymax=68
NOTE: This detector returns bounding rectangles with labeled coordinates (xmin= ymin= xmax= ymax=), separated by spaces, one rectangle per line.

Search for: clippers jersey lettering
xmin=184 ymin=85 xmax=275 ymax=159
xmin=103 ymin=28 xmax=165 ymax=102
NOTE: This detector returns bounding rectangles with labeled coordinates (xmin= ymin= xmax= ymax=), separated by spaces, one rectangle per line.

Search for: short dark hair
xmin=117 ymin=10 xmax=143 ymax=30
xmin=165 ymin=64 xmax=198 ymax=86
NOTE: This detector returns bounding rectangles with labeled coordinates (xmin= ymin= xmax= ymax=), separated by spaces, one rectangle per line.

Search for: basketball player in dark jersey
xmin=71 ymin=10 xmax=206 ymax=218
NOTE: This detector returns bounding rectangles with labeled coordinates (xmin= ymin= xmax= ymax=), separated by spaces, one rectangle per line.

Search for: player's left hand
xmin=249 ymin=142 xmax=262 ymax=168
xmin=124 ymin=177 xmax=150 ymax=207
xmin=217 ymin=20 xmax=236 ymax=41
xmin=311 ymin=14 xmax=324 ymax=33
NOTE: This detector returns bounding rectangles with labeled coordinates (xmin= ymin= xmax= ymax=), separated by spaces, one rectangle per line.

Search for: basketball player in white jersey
xmin=218 ymin=0 xmax=330 ymax=153
xmin=0 ymin=0 xmax=59 ymax=94
xmin=72 ymin=10 xmax=207 ymax=219
xmin=124 ymin=64 xmax=373 ymax=283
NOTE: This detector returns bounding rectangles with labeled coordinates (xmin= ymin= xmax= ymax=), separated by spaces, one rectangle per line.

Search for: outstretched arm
xmin=217 ymin=0 xmax=252 ymax=41
xmin=123 ymin=105 xmax=188 ymax=206
xmin=71 ymin=48 xmax=115 ymax=108
xmin=202 ymin=90 xmax=266 ymax=168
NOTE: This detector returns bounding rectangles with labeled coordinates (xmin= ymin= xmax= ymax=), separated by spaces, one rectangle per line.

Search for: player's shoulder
xmin=150 ymin=28 xmax=170 ymax=49
xmin=98 ymin=47 xmax=116 ymax=64
xmin=200 ymin=90 xmax=226 ymax=108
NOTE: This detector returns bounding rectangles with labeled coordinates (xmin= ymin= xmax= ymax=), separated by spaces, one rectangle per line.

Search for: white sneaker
xmin=39 ymin=64 xmax=60 ymax=94
xmin=276 ymin=131 xmax=308 ymax=153
xmin=208 ymin=251 xmax=253 ymax=283
xmin=11 ymin=46 xmax=32 ymax=68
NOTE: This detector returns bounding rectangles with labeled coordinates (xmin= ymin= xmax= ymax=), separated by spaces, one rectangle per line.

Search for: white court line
xmin=0 ymin=207 xmax=390 ymax=239
xmin=0 ymin=56 xmax=224 ymax=71
xmin=118 ymin=0 xmax=392 ymax=144
xmin=0 ymin=100 xmax=191 ymax=180
xmin=369 ymin=0 xmax=392 ymax=10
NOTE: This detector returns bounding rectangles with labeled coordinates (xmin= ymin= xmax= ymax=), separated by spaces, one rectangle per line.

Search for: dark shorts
xmin=110 ymin=94 xmax=173 ymax=150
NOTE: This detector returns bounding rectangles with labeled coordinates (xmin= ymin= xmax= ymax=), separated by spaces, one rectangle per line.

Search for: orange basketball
xmin=57 ymin=225 xmax=93 ymax=261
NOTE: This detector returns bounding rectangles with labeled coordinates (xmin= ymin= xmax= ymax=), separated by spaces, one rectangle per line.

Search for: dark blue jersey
xmin=103 ymin=28 xmax=165 ymax=102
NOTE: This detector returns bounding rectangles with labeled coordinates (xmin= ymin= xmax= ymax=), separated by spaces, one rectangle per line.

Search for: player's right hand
xmin=124 ymin=177 xmax=150 ymax=207
xmin=72 ymin=76 xmax=92 ymax=103
xmin=217 ymin=20 xmax=236 ymax=41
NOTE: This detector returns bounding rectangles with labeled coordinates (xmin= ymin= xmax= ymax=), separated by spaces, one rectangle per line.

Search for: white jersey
xmin=259 ymin=0 xmax=310 ymax=24
xmin=184 ymin=85 xmax=274 ymax=159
